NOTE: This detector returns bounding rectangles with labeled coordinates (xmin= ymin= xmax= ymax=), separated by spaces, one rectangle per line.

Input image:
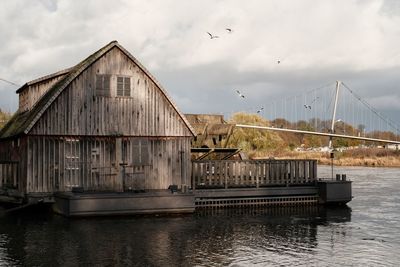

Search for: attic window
xmin=96 ymin=74 xmax=111 ymax=96
xmin=117 ymin=76 xmax=131 ymax=97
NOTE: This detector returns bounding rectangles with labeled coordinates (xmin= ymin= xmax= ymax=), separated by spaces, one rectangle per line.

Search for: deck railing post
xmin=192 ymin=162 xmax=196 ymax=191
xmin=285 ymin=161 xmax=289 ymax=187
xmin=256 ymin=161 xmax=259 ymax=188
xmin=224 ymin=165 xmax=228 ymax=189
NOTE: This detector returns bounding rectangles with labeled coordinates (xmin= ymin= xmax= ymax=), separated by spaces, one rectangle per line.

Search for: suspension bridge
xmin=1 ymin=76 xmax=399 ymax=146
xmin=235 ymin=81 xmax=400 ymax=147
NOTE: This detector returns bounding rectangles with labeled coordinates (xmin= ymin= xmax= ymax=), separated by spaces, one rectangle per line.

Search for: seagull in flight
xmin=236 ymin=90 xmax=245 ymax=98
xmin=256 ymin=107 xmax=264 ymax=113
xmin=226 ymin=28 xmax=233 ymax=33
xmin=304 ymin=97 xmax=319 ymax=110
xmin=207 ymin=32 xmax=219 ymax=39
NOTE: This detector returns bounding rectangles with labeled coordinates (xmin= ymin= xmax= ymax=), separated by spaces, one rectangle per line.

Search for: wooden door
xmin=120 ymin=139 xmax=146 ymax=192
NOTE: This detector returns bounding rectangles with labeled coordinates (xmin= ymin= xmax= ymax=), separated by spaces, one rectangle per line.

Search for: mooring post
xmin=330 ymin=151 xmax=335 ymax=180
xmin=191 ymin=162 xmax=196 ymax=192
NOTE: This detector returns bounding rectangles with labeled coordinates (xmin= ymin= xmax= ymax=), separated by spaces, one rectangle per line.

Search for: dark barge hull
xmin=49 ymin=180 xmax=351 ymax=217
xmin=52 ymin=190 xmax=195 ymax=217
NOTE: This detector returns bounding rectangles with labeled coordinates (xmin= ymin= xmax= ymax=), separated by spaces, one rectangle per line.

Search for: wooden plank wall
xmin=120 ymin=137 xmax=191 ymax=190
xmin=0 ymin=163 xmax=19 ymax=189
xmin=0 ymin=138 xmax=27 ymax=191
xmin=25 ymin=136 xmax=191 ymax=194
xmin=29 ymin=47 xmax=192 ymax=137
xmin=192 ymin=160 xmax=318 ymax=189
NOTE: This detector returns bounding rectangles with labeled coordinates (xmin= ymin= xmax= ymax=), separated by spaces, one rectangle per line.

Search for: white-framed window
xmin=117 ymin=76 xmax=131 ymax=97
xmin=96 ymin=74 xmax=111 ymax=96
xmin=65 ymin=138 xmax=80 ymax=171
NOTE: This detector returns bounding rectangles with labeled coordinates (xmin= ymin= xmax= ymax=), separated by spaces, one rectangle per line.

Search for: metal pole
xmin=329 ymin=81 xmax=341 ymax=149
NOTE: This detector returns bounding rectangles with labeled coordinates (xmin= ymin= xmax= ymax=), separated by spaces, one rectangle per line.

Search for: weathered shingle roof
xmin=0 ymin=41 xmax=195 ymax=138
xmin=15 ymin=67 xmax=72 ymax=94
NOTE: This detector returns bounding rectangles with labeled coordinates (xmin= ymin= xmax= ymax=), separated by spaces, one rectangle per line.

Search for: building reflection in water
xmin=0 ymin=205 xmax=351 ymax=266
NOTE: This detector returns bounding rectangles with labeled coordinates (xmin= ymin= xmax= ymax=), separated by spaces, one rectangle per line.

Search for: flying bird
xmin=226 ymin=28 xmax=233 ymax=33
xmin=207 ymin=32 xmax=219 ymax=39
xmin=304 ymin=97 xmax=319 ymax=110
xmin=256 ymin=107 xmax=264 ymax=113
xmin=277 ymin=60 xmax=281 ymax=64
xmin=236 ymin=90 xmax=245 ymax=98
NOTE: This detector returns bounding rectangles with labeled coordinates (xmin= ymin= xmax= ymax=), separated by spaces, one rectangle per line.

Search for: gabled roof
xmin=0 ymin=41 xmax=195 ymax=138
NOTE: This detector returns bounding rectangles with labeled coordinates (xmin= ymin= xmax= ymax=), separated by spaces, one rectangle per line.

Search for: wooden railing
xmin=192 ymin=159 xmax=317 ymax=189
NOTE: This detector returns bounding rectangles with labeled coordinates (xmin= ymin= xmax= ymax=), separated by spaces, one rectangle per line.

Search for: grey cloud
xmin=380 ymin=0 xmax=400 ymax=16
xmin=0 ymin=0 xmax=399 ymax=128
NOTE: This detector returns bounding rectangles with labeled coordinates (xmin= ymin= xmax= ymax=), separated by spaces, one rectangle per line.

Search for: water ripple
xmin=0 ymin=166 xmax=400 ymax=266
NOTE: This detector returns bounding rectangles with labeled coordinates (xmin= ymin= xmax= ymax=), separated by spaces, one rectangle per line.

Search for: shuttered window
xmin=96 ymin=74 xmax=111 ymax=96
xmin=117 ymin=76 xmax=131 ymax=97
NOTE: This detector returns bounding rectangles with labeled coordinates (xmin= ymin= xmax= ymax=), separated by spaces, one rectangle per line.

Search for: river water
xmin=0 ymin=166 xmax=399 ymax=266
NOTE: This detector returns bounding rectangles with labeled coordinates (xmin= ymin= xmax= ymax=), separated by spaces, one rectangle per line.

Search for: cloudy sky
xmin=1 ymin=0 xmax=400 ymax=127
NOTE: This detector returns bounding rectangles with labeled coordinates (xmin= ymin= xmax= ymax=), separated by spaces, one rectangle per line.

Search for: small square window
xmin=117 ymin=76 xmax=131 ymax=97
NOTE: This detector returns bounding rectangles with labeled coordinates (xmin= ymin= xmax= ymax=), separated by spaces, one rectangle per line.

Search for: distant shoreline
xmin=255 ymin=149 xmax=400 ymax=168
xmin=316 ymin=158 xmax=400 ymax=168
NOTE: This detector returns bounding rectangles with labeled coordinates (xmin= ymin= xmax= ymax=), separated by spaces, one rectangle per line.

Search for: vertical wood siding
xmin=24 ymin=136 xmax=191 ymax=193
xmin=0 ymin=138 xmax=27 ymax=192
xmin=0 ymin=163 xmax=19 ymax=189
xmin=29 ymin=47 xmax=192 ymax=137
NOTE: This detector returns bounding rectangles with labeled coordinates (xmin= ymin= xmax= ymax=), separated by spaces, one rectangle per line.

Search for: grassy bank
xmin=227 ymin=112 xmax=400 ymax=167
xmin=256 ymin=148 xmax=400 ymax=167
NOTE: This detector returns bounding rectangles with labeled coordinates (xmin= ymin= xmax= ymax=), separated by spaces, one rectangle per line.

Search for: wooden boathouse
xmin=0 ymin=41 xmax=197 ymax=214
xmin=0 ymin=41 xmax=352 ymax=216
